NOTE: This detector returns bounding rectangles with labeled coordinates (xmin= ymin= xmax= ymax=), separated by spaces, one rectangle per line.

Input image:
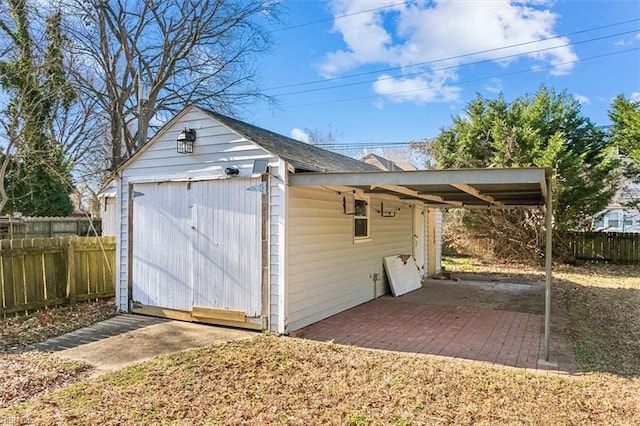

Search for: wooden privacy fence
xmin=0 ymin=236 xmax=116 ymax=316
xmin=562 ymin=232 xmax=640 ymax=264
xmin=0 ymin=217 xmax=102 ymax=239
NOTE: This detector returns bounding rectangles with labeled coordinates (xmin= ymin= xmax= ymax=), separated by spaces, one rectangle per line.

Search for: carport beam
xmin=543 ymin=174 xmax=552 ymax=362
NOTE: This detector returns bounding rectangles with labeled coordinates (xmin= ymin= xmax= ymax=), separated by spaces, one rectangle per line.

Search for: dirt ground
xmin=402 ymin=273 xmax=544 ymax=314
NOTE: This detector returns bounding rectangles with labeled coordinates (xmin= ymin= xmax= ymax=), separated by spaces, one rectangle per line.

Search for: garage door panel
xmin=192 ymin=178 xmax=262 ymax=317
xmin=132 ymin=182 xmax=192 ymax=312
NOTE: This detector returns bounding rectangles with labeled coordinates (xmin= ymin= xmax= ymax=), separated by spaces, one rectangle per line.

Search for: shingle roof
xmin=202 ymin=109 xmax=380 ymax=173
xmin=361 ymin=153 xmax=418 ymax=171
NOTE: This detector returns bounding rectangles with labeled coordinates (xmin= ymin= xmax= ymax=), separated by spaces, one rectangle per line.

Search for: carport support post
xmin=543 ymin=174 xmax=553 ymax=362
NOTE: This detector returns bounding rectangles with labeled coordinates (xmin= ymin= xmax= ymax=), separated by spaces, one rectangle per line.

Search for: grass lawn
xmin=2 ymin=262 xmax=639 ymax=425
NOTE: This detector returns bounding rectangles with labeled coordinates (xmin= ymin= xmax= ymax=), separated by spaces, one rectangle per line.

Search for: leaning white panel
xmin=383 ymin=255 xmax=422 ymax=297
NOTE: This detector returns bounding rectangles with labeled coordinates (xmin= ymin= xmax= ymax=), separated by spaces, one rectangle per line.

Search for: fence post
xmin=66 ymin=236 xmax=77 ymax=305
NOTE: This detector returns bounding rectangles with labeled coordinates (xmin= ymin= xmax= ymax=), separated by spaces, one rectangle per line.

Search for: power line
xmin=316 ymin=142 xmax=413 ymax=148
xmin=273 ymin=28 xmax=639 ymax=98
xmin=273 ymin=1 xmax=415 ymax=32
xmin=266 ymin=17 xmax=640 ymax=92
xmin=309 ymin=125 xmax=617 ymax=151
xmin=274 ymin=47 xmax=640 ymax=110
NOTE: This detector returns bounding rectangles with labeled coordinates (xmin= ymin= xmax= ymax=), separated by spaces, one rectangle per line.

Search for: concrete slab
xmin=33 ymin=314 xmax=257 ymax=376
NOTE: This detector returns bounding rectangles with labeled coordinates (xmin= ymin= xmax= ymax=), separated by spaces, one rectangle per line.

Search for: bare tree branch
xmin=61 ymin=0 xmax=280 ymax=169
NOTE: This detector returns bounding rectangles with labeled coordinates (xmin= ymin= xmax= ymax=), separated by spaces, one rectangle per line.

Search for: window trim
xmin=353 ymin=195 xmax=370 ymax=241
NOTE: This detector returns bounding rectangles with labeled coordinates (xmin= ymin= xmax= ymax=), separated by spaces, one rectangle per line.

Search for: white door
xmin=191 ymin=179 xmax=262 ymax=317
xmin=131 ymin=182 xmax=193 ymax=311
xmin=413 ymin=204 xmax=426 ymax=277
xmin=131 ymin=179 xmax=263 ymax=317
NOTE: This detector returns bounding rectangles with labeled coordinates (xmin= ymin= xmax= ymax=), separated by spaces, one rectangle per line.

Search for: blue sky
xmin=246 ymin=0 xmax=640 ymax=159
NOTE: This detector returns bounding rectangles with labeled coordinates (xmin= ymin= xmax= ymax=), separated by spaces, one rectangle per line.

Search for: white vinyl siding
xmin=115 ymin=178 xmax=129 ymax=311
xmin=268 ymin=161 xmax=287 ymax=333
xmin=122 ymin=109 xmax=273 ymax=178
xmin=100 ymin=196 xmax=117 ymax=237
xmin=286 ymin=186 xmax=414 ymax=332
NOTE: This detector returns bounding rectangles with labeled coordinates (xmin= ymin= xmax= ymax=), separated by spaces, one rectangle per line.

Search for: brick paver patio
xmin=291 ymin=296 xmax=573 ymax=375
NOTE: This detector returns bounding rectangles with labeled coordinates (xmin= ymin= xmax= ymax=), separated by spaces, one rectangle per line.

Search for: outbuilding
xmin=111 ymin=105 xmax=552 ymax=358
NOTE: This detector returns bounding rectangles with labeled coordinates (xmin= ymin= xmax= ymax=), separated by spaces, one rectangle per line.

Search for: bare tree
xmin=304 ymin=127 xmax=337 ymax=150
xmin=62 ymin=0 xmax=280 ymax=169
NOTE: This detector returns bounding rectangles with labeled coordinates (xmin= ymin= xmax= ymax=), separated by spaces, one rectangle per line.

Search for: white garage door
xmin=131 ymin=179 xmax=263 ymax=318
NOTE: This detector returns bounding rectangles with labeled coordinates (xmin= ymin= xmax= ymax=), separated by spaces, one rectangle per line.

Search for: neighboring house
xmin=106 ymin=105 xmax=549 ymax=334
xmin=361 ymin=153 xmax=442 ymax=261
xmin=592 ymin=162 xmax=640 ymax=233
xmin=361 ymin=153 xmax=418 ymax=171
xmin=98 ymin=184 xmax=117 ymax=237
xmin=594 ymin=208 xmax=639 ymax=233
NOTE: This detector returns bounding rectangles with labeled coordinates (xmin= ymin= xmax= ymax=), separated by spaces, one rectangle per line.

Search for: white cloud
xmin=631 ymin=92 xmax=640 ymax=102
xmin=319 ymin=1 xmax=403 ymax=77
xmin=321 ymin=0 xmax=577 ymax=104
xmin=290 ymin=128 xmax=310 ymax=143
xmin=372 ymin=99 xmax=385 ymax=110
xmin=373 ymin=73 xmax=462 ymax=104
xmin=484 ymin=79 xmax=503 ymax=94
xmin=613 ymin=32 xmax=640 ymax=47
xmin=574 ymin=94 xmax=590 ymax=105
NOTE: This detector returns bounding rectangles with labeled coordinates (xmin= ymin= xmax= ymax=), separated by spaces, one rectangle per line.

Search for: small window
xmin=623 ymin=216 xmax=633 ymax=226
xmin=608 ymin=213 xmax=619 ymax=229
xmin=354 ymin=197 xmax=369 ymax=239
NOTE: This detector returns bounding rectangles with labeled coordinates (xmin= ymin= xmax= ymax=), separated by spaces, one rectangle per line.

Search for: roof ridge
xmin=199 ymin=107 xmax=380 ymax=173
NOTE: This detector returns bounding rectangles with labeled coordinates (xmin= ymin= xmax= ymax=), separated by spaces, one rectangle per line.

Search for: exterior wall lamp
xmin=177 ymin=128 xmax=196 ymax=154
xmin=225 ymin=167 xmax=240 ymax=176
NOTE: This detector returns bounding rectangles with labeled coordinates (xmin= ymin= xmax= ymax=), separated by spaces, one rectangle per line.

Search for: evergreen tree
xmin=0 ymin=0 xmax=75 ymax=216
xmin=424 ymin=86 xmax=619 ymax=261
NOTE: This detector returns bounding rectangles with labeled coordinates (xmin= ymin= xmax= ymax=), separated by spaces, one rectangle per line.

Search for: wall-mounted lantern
xmin=225 ymin=167 xmax=240 ymax=176
xmin=177 ymin=128 xmax=196 ymax=154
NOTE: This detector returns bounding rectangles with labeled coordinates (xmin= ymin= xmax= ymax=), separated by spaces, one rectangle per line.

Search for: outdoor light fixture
xmin=176 ymin=128 xmax=196 ymax=154
xmin=225 ymin=167 xmax=240 ymax=176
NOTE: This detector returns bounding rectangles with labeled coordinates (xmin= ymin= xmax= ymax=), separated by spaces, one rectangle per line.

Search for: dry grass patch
xmin=1 ymin=299 xmax=117 ymax=411
xmin=1 ymin=298 xmax=118 ymax=353
xmin=0 ymin=353 xmax=91 ymax=409
xmin=4 ymin=336 xmax=640 ymax=425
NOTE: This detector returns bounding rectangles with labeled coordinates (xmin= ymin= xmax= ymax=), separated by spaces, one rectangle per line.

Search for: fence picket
xmin=23 ymin=239 xmax=43 ymax=306
xmin=11 ymin=240 xmax=26 ymax=309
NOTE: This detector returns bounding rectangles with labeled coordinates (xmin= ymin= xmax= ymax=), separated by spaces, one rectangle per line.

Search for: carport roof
xmin=289 ymin=167 xmax=552 ymax=209
xmin=292 ymin=165 xmax=555 ymax=362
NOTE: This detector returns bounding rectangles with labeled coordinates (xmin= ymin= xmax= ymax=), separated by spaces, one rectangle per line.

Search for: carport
xmin=289 ymin=167 xmax=554 ymax=362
